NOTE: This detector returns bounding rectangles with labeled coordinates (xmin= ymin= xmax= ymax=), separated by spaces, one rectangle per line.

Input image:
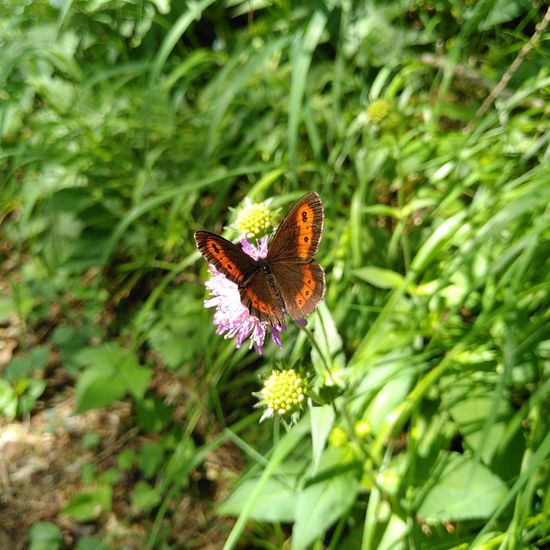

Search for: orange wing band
xmin=206 ymin=237 xmax=245 ymax=283
xmin=245 ymin=287 xmax=275 ymax=316
xmin=295 ymin=203 xmax=315 ymax=259
xmin=294 ymin=264 xmax=316 ymax=308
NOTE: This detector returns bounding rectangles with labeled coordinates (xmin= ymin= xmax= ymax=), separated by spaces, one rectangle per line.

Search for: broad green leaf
xmin=74 ymin=363 xmax=127 ymax=413
xmin=74 ymin=344 xmax=151 ymax=412
xmin=292 ymin=467 xmax=359 ymax=550
xmin=417 ymin=452 xmax=508 ymax=521
xmin=365 ymin=372 xmax=414 ymax=433
xmin=223 ymin=418 xmax=311 ymax=548
xmin=377 ymin=514 xmax=407 ymax=550
xmin=443 ymin=376 xmax=514 ymax=464
xmin=28 ymin=521 xmax=62 ymax=550
xmin=131 ymin=481 xmax=162 ymax=513
xmin=139 ymin=442 xmax=165 ymax=479
xmin=219 ymin=477 xmax=297 ymax=523
xmin=6 ymin=345 xmax=49 ymax=381
xmin=63 ymin=485 xmax=112 ymax=522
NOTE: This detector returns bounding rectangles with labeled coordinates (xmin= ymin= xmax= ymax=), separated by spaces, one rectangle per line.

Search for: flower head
xmin=234 ymin=198 xmax=273 ymax=239
xmin=255 ymin=368 xmax=307 ymax=421
xmin=367 ymin=99 xmax=391 ymax=124
xmin=203 ymin=235 xmax=284 ymax=354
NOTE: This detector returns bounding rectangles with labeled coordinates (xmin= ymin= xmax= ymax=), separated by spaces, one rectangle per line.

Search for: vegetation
xmin=1 ymin=0 xmax=549 ymax=548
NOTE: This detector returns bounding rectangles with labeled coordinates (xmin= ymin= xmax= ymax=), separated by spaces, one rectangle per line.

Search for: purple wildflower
xmin=203 ymin=235 xmax=285 ymax=355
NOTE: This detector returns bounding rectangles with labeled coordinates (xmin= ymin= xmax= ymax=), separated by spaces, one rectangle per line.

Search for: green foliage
xmin=74 ymin=344 xmax=151 ymax=413
xmin=28 ymin=521 xmax=63 ymax=550
xmin=1 ymin=0 xmax=549 ymax=548
xmin=1 ymin=347 xmax=48 ymax=418
xmin=62 ymin=485 xmax=113 ymax=522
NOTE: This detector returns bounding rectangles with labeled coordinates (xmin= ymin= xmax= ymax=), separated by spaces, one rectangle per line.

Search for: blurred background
xmin=1 ymin=1 xmax=549 ymax=548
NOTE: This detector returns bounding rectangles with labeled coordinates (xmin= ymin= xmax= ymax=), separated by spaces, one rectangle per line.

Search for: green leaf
xmin=311 ymin=302 xmax=345 ymax=376
xmin=223 ymin=419 xmax=311 ymax=548
xmin=131 ymin=481 xmax=162 ymax=513
xmin=62 ymin=485 xmax=112 ymax=522
xmin=293 ymin=467 xmax=359 ymax=550
xmin=0 ymin=296 xmax=16 ymax=323
xmin=117 ymin=449 xmax=137 ymax=471
xmin=139 ymin=442 xmax=165 ymax=479
xmin=74 ymin=363 xmax=127 ymax=413
xmin=218 ymin=476 xmax=297 ymax=523
xmin=74 ymin=344 xmax=151 ymax=413
xmin=0 ymin=379 xmax=18 ymax=419
xmin=377 ymin=514 xmax=407 ymax=550
xmin=17 ymin=379 xmax=47 ymax=415
xmin=443 ymin=376 xmax=514 ymax=464
xmin=6 ymin=345 xmax=49 ymax=381
xmin=352 ymin=266 xmax=405 ymax=289
xmin=28 ymin=521 xmax=62 ymax=550
xmin=310 ymin=405 xmax=335 ymax=474
xmin=417 ymin=452 xmax=508 ymax=521
xmin=52 ymin=323 xmax=101 ymax=373
xmin=136 ymin=396 xmax=172 ymax=433
xmin=365 ymin=371 xmax=414 ymax=433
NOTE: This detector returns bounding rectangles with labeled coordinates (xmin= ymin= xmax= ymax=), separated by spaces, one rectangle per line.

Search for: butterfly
xmin=194 ymin=192 xmax=325 ymax=327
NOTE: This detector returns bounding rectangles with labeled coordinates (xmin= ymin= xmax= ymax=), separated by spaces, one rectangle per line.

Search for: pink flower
xmin=203 ymin=235 xmax=285 ymax=355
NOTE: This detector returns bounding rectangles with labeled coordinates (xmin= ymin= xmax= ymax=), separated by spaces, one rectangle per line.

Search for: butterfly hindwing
xmin=267 ymin=191 xmax=324 ymax=262
xmin=240 ymin=270 xmax=286 ymax=326
xmin=194 ymin=231 xmax=257 ymax=286
xmin=271 ymin=260 xmax=325 ymax=320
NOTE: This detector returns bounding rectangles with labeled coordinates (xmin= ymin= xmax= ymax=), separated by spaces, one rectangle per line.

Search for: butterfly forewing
xmin=194 ymin=231 xmax=257 ymax=286
xmin=267 ymin=191 xmax=324 ymax=262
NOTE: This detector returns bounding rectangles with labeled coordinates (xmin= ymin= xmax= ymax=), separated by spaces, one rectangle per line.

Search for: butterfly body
xmin=195 ymin=192 xmax=325 ymax=326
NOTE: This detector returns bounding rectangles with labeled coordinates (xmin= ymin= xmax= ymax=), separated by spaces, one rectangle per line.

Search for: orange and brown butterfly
xmin=194 ymin=192 xmax=325 ymax=327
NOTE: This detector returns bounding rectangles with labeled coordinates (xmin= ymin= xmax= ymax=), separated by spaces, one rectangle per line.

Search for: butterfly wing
xmin=267 ymin=192 xmax=325 ymax=319
xmin=194 ymin=231 xmax=257 ymax=286
xmin=267 ymin=191 xmax=324 ymax=262
xmin=195 ymin=231 xmax=284 ymax=325
xmin=271 ymin=261 xmax=325 ymax=320
xmin=240 ymin=271 xmax=286 ymax=326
